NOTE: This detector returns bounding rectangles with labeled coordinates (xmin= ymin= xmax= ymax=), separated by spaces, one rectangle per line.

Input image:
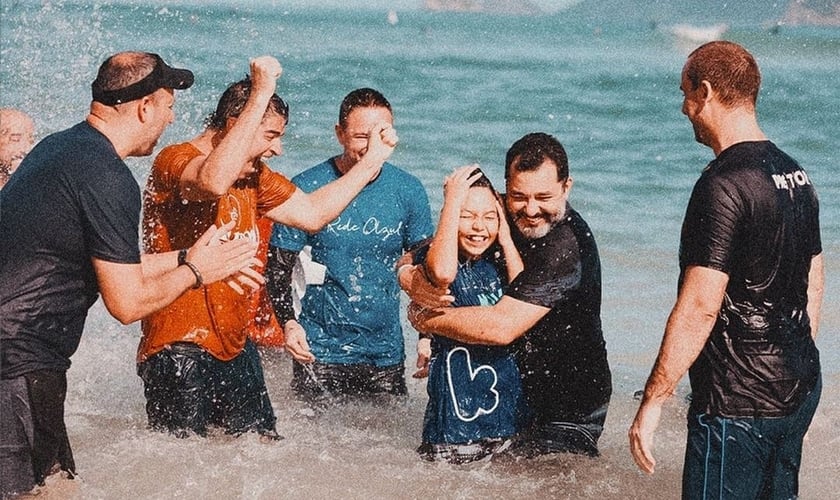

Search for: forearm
xmin=641 ymin=266 xmax=726 ymax=404
xmin=265 ymin=246 xmax=298 ymax=325
xmin=425 ymin=201 xmax=461 ymax=286
xmin=419 ymin=306 xmax=512 ymax=345
xmin=500 ymin=239 xmax=524 ymax=282
xmin=195 ymin=91 xmax=273 ymax=195
xmin=140 ymin=251 xmax=180 ymax=280
xmin=304 ymin=158 xmax=382 ymax=228
xmin=95 ymin=260 xmax=200 ymax=325
xmin=807 ymin=253 xmax=824 ymax=339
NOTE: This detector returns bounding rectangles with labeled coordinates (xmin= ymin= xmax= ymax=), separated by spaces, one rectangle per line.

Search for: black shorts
xmin=511 ymin=403 xmax=609 ymax=458
xmin=137 ymin=339 xmax=277 ymax=438
xmin=291 ymin=360 xmax=407 ymax=399
xmin=0 ymin=371 xmax=75 ymax=497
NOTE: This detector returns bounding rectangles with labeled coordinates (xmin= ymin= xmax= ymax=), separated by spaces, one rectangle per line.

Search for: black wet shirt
xmin=681 ymin=141 xmax=821 ymax=418
xmin=506 ymin=206 xmax=612 ymax=424
xmin=0 ymin=122 xmax=141 ymax=378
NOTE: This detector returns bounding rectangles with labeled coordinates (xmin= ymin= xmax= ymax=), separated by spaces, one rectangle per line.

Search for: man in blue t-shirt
xmin=629 ymin=42 xmax=823 ymax=499
xmin=0 ymin=52 xmax=260 ymax=496
xmin=266 ymin=88 xmax=433 ymax=398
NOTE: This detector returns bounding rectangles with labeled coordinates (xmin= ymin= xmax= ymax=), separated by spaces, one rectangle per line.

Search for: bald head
xmin=0 ymin=108 xmax=35 ymax=183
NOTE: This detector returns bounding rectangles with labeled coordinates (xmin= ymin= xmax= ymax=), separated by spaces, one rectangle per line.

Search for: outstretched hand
xmin=284 ymin=319 xmax=315 ymax=363
xmin=185 ymin=221 xmax=262 ymax=293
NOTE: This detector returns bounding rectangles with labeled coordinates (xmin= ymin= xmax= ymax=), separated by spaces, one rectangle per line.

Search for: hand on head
xmin=443 ymin=164 xmax=483 ymax=207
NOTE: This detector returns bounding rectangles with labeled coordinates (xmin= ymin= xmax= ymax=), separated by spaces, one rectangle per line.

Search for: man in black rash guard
xmin=403 ymin=132 xmax=612 ymax=457
xmin=629 ymin=41 xmax=824 ymax=499
xmin=0 ymin=52 xmax=261 ymax=496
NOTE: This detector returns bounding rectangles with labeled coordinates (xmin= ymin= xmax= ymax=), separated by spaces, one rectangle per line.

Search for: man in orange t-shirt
xmin=138 ymin=56 xmax=398 ymax=439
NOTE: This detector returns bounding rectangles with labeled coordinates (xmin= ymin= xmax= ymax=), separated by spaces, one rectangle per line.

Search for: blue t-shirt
xmin=420 ymin=252 xmax=525 ymax=445
xmin=270 ymin=159 xmax=433 ymax=367
xmin=0 ymin=122 xmax=142 ymax=378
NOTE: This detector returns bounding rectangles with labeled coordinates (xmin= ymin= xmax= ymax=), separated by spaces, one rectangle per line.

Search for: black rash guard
xmin=0 ymin=122 xmax=141 ymax=378
xmin=506 ymin=205 xmax=612 ymax=424
xmin=681 ymin=141 xmax=821 ymax=418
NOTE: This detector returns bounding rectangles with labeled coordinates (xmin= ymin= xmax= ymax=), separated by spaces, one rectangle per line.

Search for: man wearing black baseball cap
xmin=0 ymin=51 xmax=262 ymax=496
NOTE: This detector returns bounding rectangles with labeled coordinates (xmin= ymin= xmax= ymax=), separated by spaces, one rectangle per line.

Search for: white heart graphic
xmin=445 ymin=346 xmax=499 ymax=422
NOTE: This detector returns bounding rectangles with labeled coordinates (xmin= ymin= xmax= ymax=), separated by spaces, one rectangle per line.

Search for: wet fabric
xmin=139 ymin=142 xmax=295 ymax=362
xmin=0 ymin=371 xmax=76 ymax=497
xmin=418 ymin=255 xmax=525 ymax=453
xmin=681 ymin=141 xmax=821 ymax=418
xmin=682 ymin=376 xmax=821 ymax=500
xmin=290 ymin=360 xmax=407 ymax=399
xmin=505 ymin=206 xmax=612 ymax=431
xmin=270 ymin=158 xmax=433 ymax=367
xmin=511 ymin=403 xmax=608 ymax=457
xmin=0 ymin=122 xmax=141 ymax=378
xmin=137 ymin=339 xmax=276 ymax=437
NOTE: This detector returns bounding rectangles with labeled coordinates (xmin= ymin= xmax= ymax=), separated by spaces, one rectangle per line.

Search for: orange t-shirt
xmin=138 ymin=142 xmax=295 ymax=362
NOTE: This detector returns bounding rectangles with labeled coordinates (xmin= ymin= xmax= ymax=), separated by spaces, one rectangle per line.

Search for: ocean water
xmin=1 ymin=1 xmax=839 ymax=498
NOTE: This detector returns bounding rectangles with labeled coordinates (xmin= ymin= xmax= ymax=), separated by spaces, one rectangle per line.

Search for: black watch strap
xmin=178 ymin=248 xmax=188 ymax=266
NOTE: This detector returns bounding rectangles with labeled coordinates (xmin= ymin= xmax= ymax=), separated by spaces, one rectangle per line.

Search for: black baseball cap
xmin=91 ymin=52 xmax=194 ymax=106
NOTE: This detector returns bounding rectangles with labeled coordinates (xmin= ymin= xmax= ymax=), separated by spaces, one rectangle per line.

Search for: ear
xmin=699 ymin=80 xmax=714 ymax=104
xmin=137 ymin=96 xmax=153 ymax=123
xmin=334 ymin=122 xmax=343 ymax=143
xmin=225 ymin=116 xmax=238 ymax=131
xmin=563 ymin=176 xmax=574 ymax=192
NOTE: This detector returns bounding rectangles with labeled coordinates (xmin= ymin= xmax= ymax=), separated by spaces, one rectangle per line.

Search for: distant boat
xmin=387 ymin=9 xmax=399 ymax=25
xmin=669 ymin=23 xmax=729 ymax=44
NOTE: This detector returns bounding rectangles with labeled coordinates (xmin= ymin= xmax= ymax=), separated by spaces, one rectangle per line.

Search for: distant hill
xmin=423 ymin=0 xmax=542 ymax=15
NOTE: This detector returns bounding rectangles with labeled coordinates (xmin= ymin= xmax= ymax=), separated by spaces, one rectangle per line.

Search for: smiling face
xmin=458 ymin=185 xmax=500 ymax=259
xmin=505 ymin=159 xmax=572 ymax=240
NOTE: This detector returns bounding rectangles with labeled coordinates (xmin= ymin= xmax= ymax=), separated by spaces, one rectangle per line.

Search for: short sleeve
xmin=506 ymin=226 xmax=581 ymax=309
xmin=257 ymin=165 xmax=297 ymax=216
xmin=680 ymin=173 xmax=742 ymax=274
xmin=81 ymin=161 xmax=142 ymax=264
xmin=402 ymin=176 xmax=434 ymax=249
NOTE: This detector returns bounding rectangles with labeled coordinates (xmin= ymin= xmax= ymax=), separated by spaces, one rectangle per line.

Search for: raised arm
xmin=180 ymin=56 xmax=283 ymax=199
xmin=264 ymin=121 xmax=397 ymax=233
xmin=425 ymin=165 xmax=483 ymax=286
xmin=628 ymin=265 xmax=728 ymax=474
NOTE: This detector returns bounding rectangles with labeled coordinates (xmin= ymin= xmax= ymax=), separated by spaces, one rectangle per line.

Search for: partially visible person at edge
xmin=0 ymin=107 xmax=35 ymax=189
xmin=414 ymin=165 xmax=526 ymax=464
xmin=265 ymin=88 xmax=433 ymax=400
xmin=0 ymin=51 xmax=260 ymax=498
xmin=403 ymin=132 xmax=612 ymax=457
xmin=138 ymin=58 xmax=398 ymax=439
xmin=629 ymin=41 xmax=823 ymax=499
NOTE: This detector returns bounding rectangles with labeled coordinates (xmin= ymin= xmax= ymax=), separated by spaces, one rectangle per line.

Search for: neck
xmin=86 ymin=109 xmax=133 ymax=159
xmin=334 ymin=154 xmax=354 ymax=175
xmin=709 ymin=107 xmax=767 ymax=156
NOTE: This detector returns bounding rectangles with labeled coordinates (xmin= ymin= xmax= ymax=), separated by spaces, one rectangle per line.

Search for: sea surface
xmin=1 ymin=1 xmax=839 ymax=498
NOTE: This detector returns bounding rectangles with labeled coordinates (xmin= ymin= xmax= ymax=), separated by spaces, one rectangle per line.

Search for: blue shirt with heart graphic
xmin=420 ymin=254 xmax=526 ymax=445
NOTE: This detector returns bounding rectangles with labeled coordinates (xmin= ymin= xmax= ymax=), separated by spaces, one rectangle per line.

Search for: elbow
xmin=108 ymin=306 xmax=142 ymax=325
